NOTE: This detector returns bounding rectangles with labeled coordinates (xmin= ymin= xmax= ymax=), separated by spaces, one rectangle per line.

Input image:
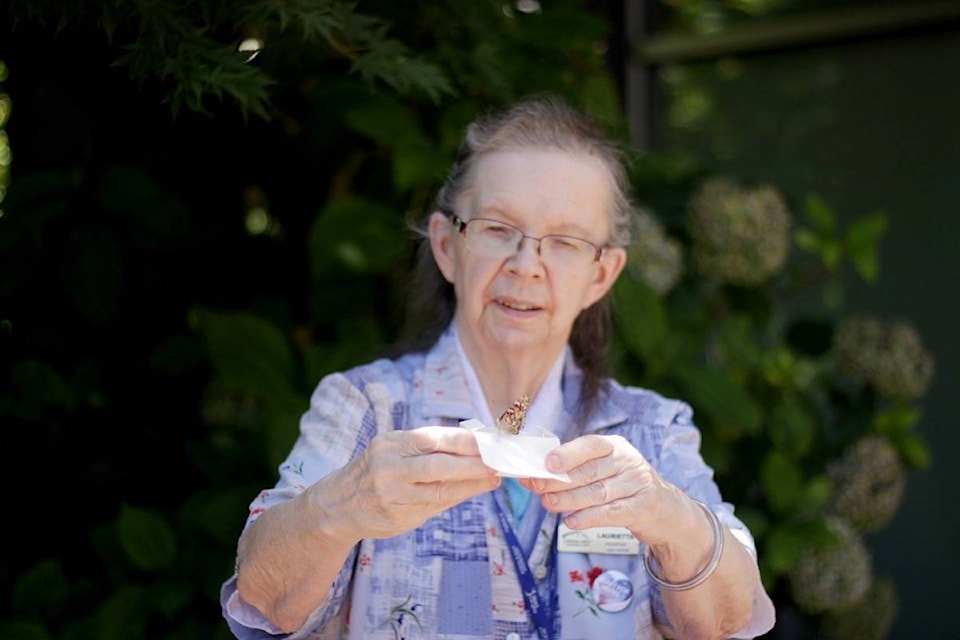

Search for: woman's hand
xmin=319 ymin=426 xmax=502 ymax=541
xmin=520 ymin=434 xmax=769 ymax=638
xmin=237 ymin=426 xmax=499 ymax=632
xmin=520 ymin=434 xmax=689 ymax=546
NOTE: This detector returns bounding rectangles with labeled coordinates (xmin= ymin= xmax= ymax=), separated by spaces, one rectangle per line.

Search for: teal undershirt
xmin=503 ymin=477 xmax=531 ymax=521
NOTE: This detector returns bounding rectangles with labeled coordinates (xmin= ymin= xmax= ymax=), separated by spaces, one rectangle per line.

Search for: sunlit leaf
xmin=793 ymin=228 xmax=819 ymax=254
xmin=763 ymin=516 xmax=836 ymax=575
xmin=796 ymin=474 xmax=831 ymax=513
xmin=843 ymin=212 xmax=887 ymax=283
xmin=804 ymin=194 xmax=836 ymax=235
xmin=873 ymin=403 xmax=922 ymax=437
xmin=763 ymin=524 xmax=805 ymax=574
xmin=896 ymin=433 xmax=932 ymax=470
xmin=819 ymin=237 xmax=842 ymax=272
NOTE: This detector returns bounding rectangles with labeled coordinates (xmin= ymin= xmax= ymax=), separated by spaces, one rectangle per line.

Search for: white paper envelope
xmin=461 ymin=418 xmax=572 ymax=482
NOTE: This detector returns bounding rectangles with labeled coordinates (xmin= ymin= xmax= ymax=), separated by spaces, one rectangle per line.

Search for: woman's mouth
xmin=498 ymin=298 xmax=540 ymax=312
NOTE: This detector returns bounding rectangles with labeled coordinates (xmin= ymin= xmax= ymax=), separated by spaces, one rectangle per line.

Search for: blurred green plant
xmin=612 ymin=170 xmax=933 ymax=639
xmin=0 ymin=1 xmax=934 ymax=639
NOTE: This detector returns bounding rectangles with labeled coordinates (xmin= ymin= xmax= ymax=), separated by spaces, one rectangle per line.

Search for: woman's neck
xmin=456 ymin=329 xmax=560 ymax=419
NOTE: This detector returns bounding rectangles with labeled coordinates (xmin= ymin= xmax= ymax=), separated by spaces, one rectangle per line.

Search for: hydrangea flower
xmin=826 ymin=435 xmax=906 ymax=533
xmin=686 ymin=176 xmax=791 ymax=286
xmin=788 ymin=517 xmax=872 ymax=614
xmin=820 ymin=575 xmax=897 ymax=640
xmin=833 ymin=315 xmax=935 ymax=402
xmin=626 ymin=207 xmax=684 ymax=295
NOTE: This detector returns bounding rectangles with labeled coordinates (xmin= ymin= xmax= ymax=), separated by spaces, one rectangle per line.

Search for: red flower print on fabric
xmin=570 ymin=566 xmax=605 ymax=617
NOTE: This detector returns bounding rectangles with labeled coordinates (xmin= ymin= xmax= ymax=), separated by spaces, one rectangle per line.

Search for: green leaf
xmin=95 ymin=585 xmax=149 ymax=640
xmin=98 ymin=165 xmax=189 ymax=240
xmin=147 ymin=578 xmax=194 ymax=618
xmin=819 ymin=237 xmax=842 ymax=272
xmin=192 ymin=309 xmax=298 ymax=403
xmin=350 ymin=41 xmax=455 ymax=103
xmin=308 ymin=197 xmax=406 ymax=276
xmin=796 ymin=474 xmax=832 ymax=513
xmin=342 ymin=99 xmax=424 ymax=149
xmin=393 ymin=140 xmax=449 ymax=191
xmin=674 ymin=364 xmax=762 ymax=438
xmin=612 ymin=275 xmax=666 ymax=361
xmin=896 ymin=433 xmax=932 ymax=470
xmin=767 ymin=395 xmax=816 ymax=458
xmin=715 ymin=314 xmax=760 ymax=371
xmin=11 ymin=559 xmax=68 ymax=620
xmin=793 ymin=228 xmax=821 ymax=255
xmin=763 ymin=524 xmax=806 ymax=574
xmin=117 ymin=504 xmax=177 ymax=572
xmin=873 ymin=403 xmax=922 ymax=437
xmin=804 ymin=194 xmax=836 ymax=235
xmin=0 ymin=621 xmax=52 ymax=640
xmin=763 ymin=516 xmax=837 ymax=575
xmin=760 ymin=450 xmax=803 ymax=514
xmin=63 ymin=227 xmax=123 ymax=326
xmin=843 ymin=213 xmax=887 ymax=283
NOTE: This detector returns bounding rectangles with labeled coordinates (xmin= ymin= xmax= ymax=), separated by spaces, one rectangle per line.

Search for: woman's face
xmin=430 ymin=148 xmax=626 ymax=364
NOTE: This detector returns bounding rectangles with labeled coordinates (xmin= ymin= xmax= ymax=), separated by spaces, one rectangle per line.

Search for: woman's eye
xmin=549 ymin=237 xmax=581 ymax=253
xmin=483 ymin=223 xmax=514 ymax=238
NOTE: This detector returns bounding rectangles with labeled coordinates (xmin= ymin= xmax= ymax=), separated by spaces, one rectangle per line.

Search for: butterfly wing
xmin=497 ymin=394 xmax=530 ymax=435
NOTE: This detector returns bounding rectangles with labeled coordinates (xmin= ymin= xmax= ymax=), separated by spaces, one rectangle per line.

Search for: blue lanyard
xmin=493 ymin=493 xmax=556 ymax=640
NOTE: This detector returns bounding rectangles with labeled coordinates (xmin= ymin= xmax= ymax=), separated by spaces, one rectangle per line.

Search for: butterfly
xmin=496 ymin=394 xmax=530 ymax=435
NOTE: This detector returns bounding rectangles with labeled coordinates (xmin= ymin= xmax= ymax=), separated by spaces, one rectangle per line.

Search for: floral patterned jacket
xmin=220 ymin=325 xmax=775 ymax=639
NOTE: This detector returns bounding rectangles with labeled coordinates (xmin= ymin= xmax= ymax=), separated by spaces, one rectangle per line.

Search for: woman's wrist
xmin=643 ymin=499 xmax=724 ymax=591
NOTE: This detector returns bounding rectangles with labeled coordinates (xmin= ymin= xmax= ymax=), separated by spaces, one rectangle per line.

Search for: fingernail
xmin=546 ymin=453 xmax=564 ymax=472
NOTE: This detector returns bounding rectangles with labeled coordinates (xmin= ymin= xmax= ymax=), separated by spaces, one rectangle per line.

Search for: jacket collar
xmin=419 ymin=324 xmax=628 ymax=435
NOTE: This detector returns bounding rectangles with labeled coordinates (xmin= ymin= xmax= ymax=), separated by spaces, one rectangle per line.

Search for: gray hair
xmin=395 ymin=93 xmax=638 ymax=416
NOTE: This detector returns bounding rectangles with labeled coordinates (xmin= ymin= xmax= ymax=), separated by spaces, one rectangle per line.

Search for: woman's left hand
xmin=521 ymin=434 xmax=689 ymax=547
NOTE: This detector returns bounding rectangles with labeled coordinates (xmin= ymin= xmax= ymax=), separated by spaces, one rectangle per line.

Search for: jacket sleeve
xmin=219 ymin=369 xmax=386 ymax=638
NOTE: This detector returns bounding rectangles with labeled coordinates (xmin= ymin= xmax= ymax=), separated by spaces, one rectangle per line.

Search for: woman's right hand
xmin=236 ymin=425 xmax=500 ymax=632
xmin=315 ymin=425 xmax=502 ymax=541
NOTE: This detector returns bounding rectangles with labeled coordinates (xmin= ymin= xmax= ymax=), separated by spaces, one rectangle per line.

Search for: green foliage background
xmin=0 ymin=2 xmax=934 ymax=639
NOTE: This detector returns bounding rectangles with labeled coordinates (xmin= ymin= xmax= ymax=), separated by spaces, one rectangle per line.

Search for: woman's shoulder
xmin=599 ymin=378 xmax=695 ymax=428
xmin=317 ymin=349 xmax=427 ymax=396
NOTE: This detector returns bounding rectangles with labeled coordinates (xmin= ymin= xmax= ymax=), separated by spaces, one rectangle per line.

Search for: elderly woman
xmin=220 ymin=94 xmax=776 ymax=640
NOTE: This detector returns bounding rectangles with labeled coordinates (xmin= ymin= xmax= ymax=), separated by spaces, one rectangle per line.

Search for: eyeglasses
xmin=446 ymin=212 xmax=605 ymax=272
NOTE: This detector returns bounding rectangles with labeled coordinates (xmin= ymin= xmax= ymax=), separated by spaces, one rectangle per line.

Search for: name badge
xmin=556 ymin=523 xmax=640 ymax=555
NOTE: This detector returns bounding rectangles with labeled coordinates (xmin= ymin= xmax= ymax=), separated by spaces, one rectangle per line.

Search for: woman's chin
xmin=484 ymin=326 xmax=554 ymax=358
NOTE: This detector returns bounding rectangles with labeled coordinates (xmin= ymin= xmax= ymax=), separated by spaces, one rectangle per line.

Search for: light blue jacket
xmin=221 ymin=325 xmax=774 ymax=639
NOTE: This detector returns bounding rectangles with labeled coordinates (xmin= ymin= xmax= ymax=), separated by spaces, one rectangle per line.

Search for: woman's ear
xmin=583 ymin=247 xmax=627 ymax=309
xmin=428 ymin=212 xmax=457 ymax=284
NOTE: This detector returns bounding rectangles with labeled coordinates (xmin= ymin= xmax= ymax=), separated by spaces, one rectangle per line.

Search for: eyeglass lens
xmin=460 ymin=217 xmax=599 ymax=269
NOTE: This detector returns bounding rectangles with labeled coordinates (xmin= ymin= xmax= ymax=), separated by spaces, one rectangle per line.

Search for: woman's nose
xmin=505 ymin=236 xmax=545 ymax=275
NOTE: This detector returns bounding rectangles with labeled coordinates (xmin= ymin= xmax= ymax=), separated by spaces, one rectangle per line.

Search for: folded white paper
xmin=461 ymin=418 xmax=571 ymax=482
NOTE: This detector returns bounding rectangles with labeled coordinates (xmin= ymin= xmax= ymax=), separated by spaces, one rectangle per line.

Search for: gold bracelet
xmin=643 ymin=500 xmax=724 ymax=591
